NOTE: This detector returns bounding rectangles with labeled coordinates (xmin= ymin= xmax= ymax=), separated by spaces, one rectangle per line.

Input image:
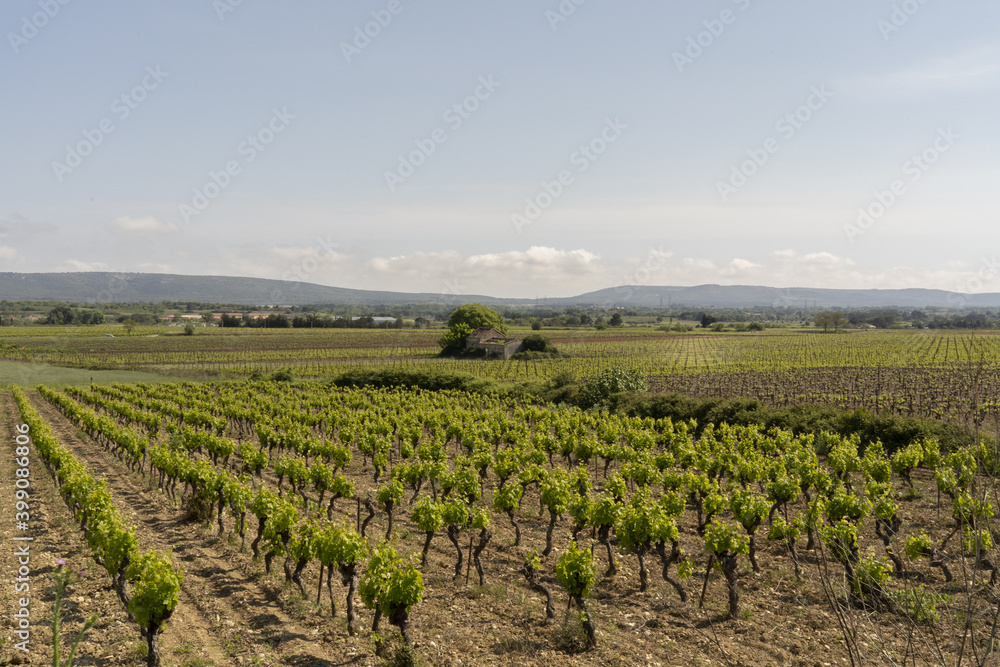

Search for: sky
xmin=1 ymin=0 xmax=998 ymax=299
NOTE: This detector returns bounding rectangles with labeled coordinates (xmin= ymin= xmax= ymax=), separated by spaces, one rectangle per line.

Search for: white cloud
xmin=464 ymin=247 xmax=600 ymax=274
xmin=107 ymin=216 xmax=179 ymax=234
xmin=366 ymin=247 xmax=601 ymax=287
xmin=0 ymin=246 xmax=20 ymax=263
xmin=896 ymin=46 xmax=1000 ymax=89
xmin=64 ymin=260 xmax=110 ymax=271
xmin=800 ymin=251 xmax=853 ymax=266
xmin=840 ymin=45 xmax=1000 ymax=99
xmin=138 ymin=262 xmax=173 ymax=272
xmin=728 ymin=258 xmax=760 ymax=271
xmin=268 ymin=247 xmax=993 ymax=296
xmin=43 ymin=244 xmax=1000 ymax=299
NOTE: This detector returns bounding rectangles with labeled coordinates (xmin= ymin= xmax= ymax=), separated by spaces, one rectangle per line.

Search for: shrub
xmin=521 ymin=334 xmax=556 ymax=353
xmin=269 ymin=368 xmax=296 ymax=382
xmin=608 ymin=393 xmax=974 ymax=455
xmin=437 ymin=323 xmax=473 ymax=355
xmin=331 ymin=369 xmax=503 ymax=394
xmin=579 ymin=368 xmax=648 ymax=409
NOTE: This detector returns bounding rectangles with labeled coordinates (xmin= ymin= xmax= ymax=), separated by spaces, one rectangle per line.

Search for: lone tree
xmin=815 ymin=311 xmax=848 ymax=332
xmin=438 ymin=303 xmax=508 ymax=354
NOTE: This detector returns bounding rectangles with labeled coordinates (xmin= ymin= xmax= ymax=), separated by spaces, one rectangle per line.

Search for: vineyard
xmin=6 ymin=327 xmax=1000 ymax=377
xmin=5 ymin=328 xmax=1000 ymax=430
xmin=4 ymin=379 xmax=1000 ymax=666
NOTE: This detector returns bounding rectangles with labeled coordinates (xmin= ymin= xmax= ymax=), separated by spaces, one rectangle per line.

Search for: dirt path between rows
xmin=1 ymin=391 xmax=143 ymax=666
xmin=25 ymin=391 xmax=366 ymax=667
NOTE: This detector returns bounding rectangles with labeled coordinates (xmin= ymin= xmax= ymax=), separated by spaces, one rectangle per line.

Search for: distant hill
xmin=559 ymin=285 xmax=999 ymax=308
xmin=1 ymin=272 xmax=998 ymax=308
xmin=0 ymin=272 xmax=525 ymax=307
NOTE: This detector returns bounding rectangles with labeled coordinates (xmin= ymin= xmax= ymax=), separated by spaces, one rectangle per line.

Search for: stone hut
xmin=465 ymin=327 xmax=523 ymax=360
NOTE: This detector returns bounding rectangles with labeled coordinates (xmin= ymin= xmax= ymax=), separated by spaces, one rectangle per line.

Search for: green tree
xmin=45 ymin=305 xmax=77 ymax=325
xmin=438 ymin=303 xmax=507 ymax=353
xmin=437 ymin=323 xmax=473 ymax=354
xmin=447 ymin=303 xmax=507 ymax=333
xmin=815 ymin=311 xmax=848 ymax=332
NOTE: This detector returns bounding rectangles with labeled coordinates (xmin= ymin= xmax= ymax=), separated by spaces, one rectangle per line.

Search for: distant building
xmin=465 ymin=327 xmax=523 ymax=360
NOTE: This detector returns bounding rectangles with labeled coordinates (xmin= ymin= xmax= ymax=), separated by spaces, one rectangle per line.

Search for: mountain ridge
xmin=0 ymin=272 xmax=996 ymax=308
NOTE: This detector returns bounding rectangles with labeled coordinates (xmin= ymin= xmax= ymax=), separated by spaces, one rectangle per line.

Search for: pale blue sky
xmin=2 ymin=1 xmax=998 ymax=298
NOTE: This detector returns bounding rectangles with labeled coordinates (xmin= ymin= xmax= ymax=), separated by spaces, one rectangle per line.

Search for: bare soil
xmin=0 ymin=391 xmax=144 ymax=666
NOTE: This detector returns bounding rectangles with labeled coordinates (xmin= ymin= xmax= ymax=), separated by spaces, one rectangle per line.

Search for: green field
xmin=0 ymin=360 xmax=182 ymax=388
xmin=3 ymin=325 xmax=1000 ymax=429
